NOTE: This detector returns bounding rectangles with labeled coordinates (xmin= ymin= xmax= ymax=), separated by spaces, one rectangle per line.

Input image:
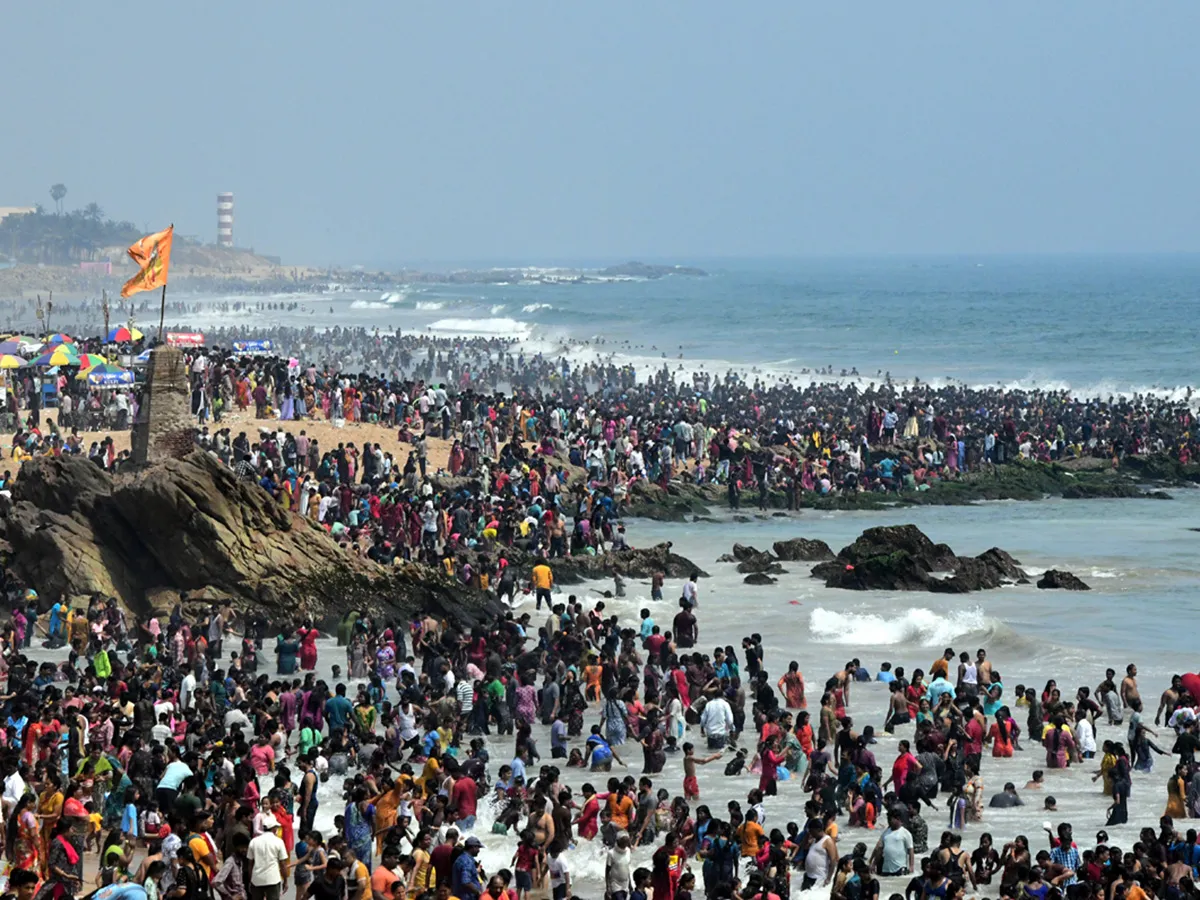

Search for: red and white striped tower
xmin=217 ymin=192 xmax=234 ymax=247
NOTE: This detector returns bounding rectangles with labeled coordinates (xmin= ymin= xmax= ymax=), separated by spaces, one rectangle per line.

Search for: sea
xmin=29 ymin=255 xmax=1200 ymax=889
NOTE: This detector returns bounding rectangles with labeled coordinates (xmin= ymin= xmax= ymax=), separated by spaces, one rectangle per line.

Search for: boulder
xmin=812 ymin=524 xmax=1027 ymax=592
xmin=772 ymin=537 xmax=835 ymax=562
xmin=730 ymin=544 xmax=761 ymax=561
xmin=2 ymin=452 xmax=501 ymax=627
xmin=742 ymin=572 xmax=778 ymax=585
xmin=496 ymin=542 xmax=707 ymax=586
xmin=1037 ymin=570 xmax=1091 ymax=591
xmin=735 ymin=553 xmax=786 ymax=575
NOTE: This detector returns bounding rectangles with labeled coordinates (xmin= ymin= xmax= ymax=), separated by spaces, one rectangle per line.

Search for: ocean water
xmin=166 ymin=254 xmax=1200 ymax=398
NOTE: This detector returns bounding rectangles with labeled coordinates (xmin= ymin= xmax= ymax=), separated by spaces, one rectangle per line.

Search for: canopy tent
xmin=232 ymin=339 xmax=274 ymax=354
xmin=78 ymin=363 xmax=134 ymax=388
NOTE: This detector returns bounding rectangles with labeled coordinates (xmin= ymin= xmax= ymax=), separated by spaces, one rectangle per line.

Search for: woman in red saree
xmin=7 ymin=793 xmax=39 ymax=875
xmin=299 ymin=627 xmax=319 ymax=671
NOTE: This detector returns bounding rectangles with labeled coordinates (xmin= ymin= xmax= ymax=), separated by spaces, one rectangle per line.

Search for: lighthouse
xmin=217 ymin=192 xmax=234 ymax=248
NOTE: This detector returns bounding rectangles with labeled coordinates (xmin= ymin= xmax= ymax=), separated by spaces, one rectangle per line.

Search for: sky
xmin=3 ymin=3 xmax=1198 ymax=267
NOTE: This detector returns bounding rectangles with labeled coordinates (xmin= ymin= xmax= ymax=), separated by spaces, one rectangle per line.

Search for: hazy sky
xmin=4 ymin=3 xmax=1198 ymax=266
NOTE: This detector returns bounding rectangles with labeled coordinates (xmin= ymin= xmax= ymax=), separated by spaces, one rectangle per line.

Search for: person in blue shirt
xmin=876 ymin=663 xmax=897 ymax=684
xmin=452 ymin=836 xmax=485 ymax=900
xmin=639 ymin=609 xmax=655 ymax=644
xmin=325 ymin=684 xmax=354 ymax=731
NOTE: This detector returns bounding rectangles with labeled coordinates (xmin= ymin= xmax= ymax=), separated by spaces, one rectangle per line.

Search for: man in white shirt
xmin=247 ymin=813 xmax=290 ymax=900
xmin=682 ymin=574 xmax=699 ymax=608
xmin=180 ymin=670 xmax=197 ymax=712
xmin=2 ymin=762 xmax=27 ymax=820
xmin=872 ymin=812 xmax=915 ymax=876
xmin=699 ymin=693 xmax=735 ymax=751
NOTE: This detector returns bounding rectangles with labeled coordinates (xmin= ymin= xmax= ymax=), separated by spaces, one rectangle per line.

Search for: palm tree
xmin=49 ymin=184 xmax=67 ymax=215
xmin=83 ymin=202 xmax=103 ymax=222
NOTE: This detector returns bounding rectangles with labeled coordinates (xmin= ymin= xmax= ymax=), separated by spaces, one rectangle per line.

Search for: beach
xmin=3 ymin=255 xmax=1199 ymax=900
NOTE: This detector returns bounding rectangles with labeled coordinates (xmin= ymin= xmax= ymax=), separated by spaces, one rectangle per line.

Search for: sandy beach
xmin=11 ymin=410 xmax=463 ymax=474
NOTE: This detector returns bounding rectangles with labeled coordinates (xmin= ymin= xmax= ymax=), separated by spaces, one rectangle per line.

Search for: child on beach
xmin=682 ymin=742 xmax=722 ymax=800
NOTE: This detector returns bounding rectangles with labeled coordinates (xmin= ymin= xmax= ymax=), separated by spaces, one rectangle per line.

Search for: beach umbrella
xmin=43 ymin=333 xmax=75 ymax=345
xmin=106 ymin=325 xmax=144 ymax=342
xmin=78 ymin=363 xmax=134 ymax=387
xmin=74 ymin=353 xmax=108 ymax=369
xmin=30 ymin=346 xmax=81 ymax=367
xmin=8 ymin=336 xmax=41 ymax=353
xmin=0 ymin=341 xmax=25 ymax=355
xmin=0 ymin=355 xmax=26 ymax=369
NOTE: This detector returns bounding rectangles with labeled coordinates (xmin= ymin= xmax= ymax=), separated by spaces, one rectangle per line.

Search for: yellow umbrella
xmin=0 ymin=355 xmax=26 ymax=369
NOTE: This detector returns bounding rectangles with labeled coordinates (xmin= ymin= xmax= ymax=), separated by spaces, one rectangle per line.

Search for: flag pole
xmin=158 ymin=283 xmax=167 ymax=343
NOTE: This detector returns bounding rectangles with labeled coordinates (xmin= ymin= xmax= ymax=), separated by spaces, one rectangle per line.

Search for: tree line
xmin=2 ymin=186 xmax=143 ymax=265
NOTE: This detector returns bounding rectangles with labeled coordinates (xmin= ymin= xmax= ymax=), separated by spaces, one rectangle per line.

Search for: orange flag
xmin=120 ymin=225 xmax=173 ymax=298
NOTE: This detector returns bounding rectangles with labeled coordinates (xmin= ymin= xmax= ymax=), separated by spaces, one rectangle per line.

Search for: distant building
xmin=0 ymin=206 xmax=36 ymax=224
xmin=217 ymin=193 xmax=233 ymax=247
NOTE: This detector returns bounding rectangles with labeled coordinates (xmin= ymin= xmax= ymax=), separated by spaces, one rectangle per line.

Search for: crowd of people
xmin=0 ymin=573 xmax=1195 ymax=900
xmin=0 ymin=326 xmax=1195 ymax=900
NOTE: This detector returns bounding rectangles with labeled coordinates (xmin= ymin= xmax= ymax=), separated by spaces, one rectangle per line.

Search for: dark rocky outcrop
xmin=621 ymin=481 xmax=718 ymax=521
xmin=812 ymin=524 xmax=1028 ymax=593
xmin=1061 ymin=482 xmax=1172 ymax=500
xmin=514 ymin=542 xmax=706 ymax=586
xmin=1037 ymin=570 xmax=1091 ymax=591
xmin=2 ymin=452 xmax=501 ymax=627
xmin=742 ymin=572 xmax=778 ymax=585
xmin=735 ymin=554 xmax=786 ymax=575
xmin=772 ymin=538 xmax=835 ymax=562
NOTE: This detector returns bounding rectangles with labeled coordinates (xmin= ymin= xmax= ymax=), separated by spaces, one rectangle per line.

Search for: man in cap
xmin=247 ymin=811 xmax=290 ymax=900
xmin=452 ymin=836 xmax=485 ymax=900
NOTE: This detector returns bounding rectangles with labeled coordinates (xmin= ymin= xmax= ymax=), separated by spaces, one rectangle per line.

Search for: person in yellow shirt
xmin=531 ymin=562 xmax=554 ymax=611
xmin=736 ymin=810 xmax=765 ymax=857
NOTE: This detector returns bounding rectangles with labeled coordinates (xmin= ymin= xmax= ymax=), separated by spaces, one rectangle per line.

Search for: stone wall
xmin=131 ymin=346 xmax=194 ymax=465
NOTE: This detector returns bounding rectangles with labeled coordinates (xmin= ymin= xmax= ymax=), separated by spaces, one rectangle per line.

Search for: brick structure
xmin=131 ymin=346 xmax=195 ymax=465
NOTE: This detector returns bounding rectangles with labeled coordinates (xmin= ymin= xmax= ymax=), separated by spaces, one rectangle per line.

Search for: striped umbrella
xmin=74 ymin=353 xmax=108 ymax=369
xmin=106 ymin=326 xmax=144 ymax=342
xmin=0 ymin=341 xmax=25 ymax=355
xmin=30 ymin=346 xmax=81 ymax=367
xmin=0 ymin=355 xmax=26 ymax=369
xmin=43 ymin=333 xmax=75 ymax=345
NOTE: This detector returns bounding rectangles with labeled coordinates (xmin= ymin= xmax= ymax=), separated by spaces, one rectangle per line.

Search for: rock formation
xmin=499 ymin=542 xmax=706 ymax=586
xmin=742 ymin=573 xmax=777 ymax=585
xmin=1 ymin=451 xmax=500 ymax=627
xmin=810 ymin=524 xmax=1028 ymax=593
xmin=772 ymin=538 xmax=835 ymax=561
xmin=1036 ymin=570 xmax=1091 ymax=591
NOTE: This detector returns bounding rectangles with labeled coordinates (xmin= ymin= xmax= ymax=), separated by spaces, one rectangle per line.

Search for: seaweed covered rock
xmin=621 ymin=481 xmax=717 ymax=521
xmin=1061 ymin=482 xmax=1171 ymax=500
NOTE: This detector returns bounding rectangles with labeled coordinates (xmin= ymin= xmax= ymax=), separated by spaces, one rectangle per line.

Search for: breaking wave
xmin=808 ymin=606 xmax=994 ymax=647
